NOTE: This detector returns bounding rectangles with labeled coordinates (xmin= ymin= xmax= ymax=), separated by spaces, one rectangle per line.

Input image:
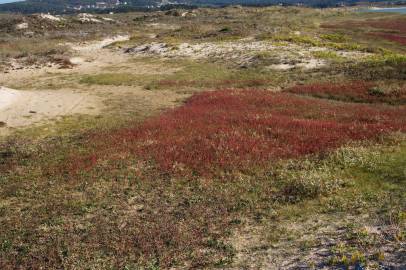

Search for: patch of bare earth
xmin=0 ymin=86 xmax=100 ymax=135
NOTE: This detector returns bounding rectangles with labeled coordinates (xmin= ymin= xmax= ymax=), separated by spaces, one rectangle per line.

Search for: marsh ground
xmin=0 ymin=6 xmax=405 ymax=269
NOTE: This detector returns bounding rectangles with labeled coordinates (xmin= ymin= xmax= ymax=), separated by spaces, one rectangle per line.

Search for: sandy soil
xmin=0 ymin=35 xmax=190 ymax=136
xmin=70 ymin=35 xmax=129 ymax=52
xmin=0 ymin=36 xmax=131 ymax=135
xmin=0 ymin=87 xmax=20 ymax=110
xmin=124 ymin=40 xmax=371 ymax=69
xmin=0 ymin=35 xmax=131 ymax=86
xmin=0 ymin=86 xmax=99 ymax=134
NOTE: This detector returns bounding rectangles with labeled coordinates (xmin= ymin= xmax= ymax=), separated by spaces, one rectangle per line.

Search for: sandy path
xmin=0 ymin=86 xmax=99 ymax=130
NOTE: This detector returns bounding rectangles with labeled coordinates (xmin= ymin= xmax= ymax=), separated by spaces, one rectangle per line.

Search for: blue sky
xmin=0 ymin=0 xmax=25 ymax=4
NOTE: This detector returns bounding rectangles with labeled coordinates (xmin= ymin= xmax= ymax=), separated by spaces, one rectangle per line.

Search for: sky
xmin=0 ymin=0 xmax=25 ymax=4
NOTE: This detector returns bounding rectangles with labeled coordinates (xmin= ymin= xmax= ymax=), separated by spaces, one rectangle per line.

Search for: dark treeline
xmin=0 ymin=0 xmax=389 ymax=14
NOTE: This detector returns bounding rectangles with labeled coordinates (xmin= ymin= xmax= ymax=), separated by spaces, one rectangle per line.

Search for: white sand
xmin=0 ymin=87 xmax=99 ymax=129
xmin=71 ymin=35 xmax=130 ymax=52
xmin=39 ymin=14 xmax=63 ymax=21
xmin=0 ymin=87 xmax=21 ymax=110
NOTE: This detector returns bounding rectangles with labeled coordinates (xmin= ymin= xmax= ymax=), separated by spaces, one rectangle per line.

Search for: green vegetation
xmin=80 ymin=73 xmax=146 ymax=86
xmin=78 ymin=61 xmax=276 ymax=90
xmin=146 ymin=61 xmax=274 ymax=90
xmin=1 ymin=6 xmax=405 ymax=269
xmin=367 ymin=51 xmax=406 ymax=65
xmin=264 ymin=34 xmax=322 ymax=46
xmin=320 ymin=33 xmax=348 ymax=43
xmin=312 ymin=50 xmax=344 ymax=61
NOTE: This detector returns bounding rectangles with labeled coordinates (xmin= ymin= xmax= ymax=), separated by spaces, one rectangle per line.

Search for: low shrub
xmin=75 ymin=90 xmax=406 ymax=177
xmin=271 ymin=34 xmax=321 ymax=46
xmin=369 ymin=32 xmax=406 ymax=46
xmin=275 ymin=162 xmax=347 ymax=202
xmin=322 ymin=18 xmax=406 ymax=46
xmin=320 ymin=33 xmax=348 ymax=43
xmin=287 ymin=81 xmax=406 ymax=105
xmin=312 ymin=50 xmax=344 ymax=61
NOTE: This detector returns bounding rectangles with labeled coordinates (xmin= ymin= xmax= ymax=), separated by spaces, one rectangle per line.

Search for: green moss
xmin=312 ymin=50 xmax=344 ymax=61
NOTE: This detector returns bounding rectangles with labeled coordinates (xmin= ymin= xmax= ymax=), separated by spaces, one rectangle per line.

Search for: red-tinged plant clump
xmin=322 ymin=18 xmax=406 ymax=45
xmin=368 ymin=32 xmax=406 ymax=46
xmin=286 ymin=81 xmax=406 ymax=105
xmin=364 ymin=18 xmax=406 ymax=34
xmin=322 ymin=18 xmax=406 ymax=34
xmin=77 ymin=89 xmax=406 ymax=177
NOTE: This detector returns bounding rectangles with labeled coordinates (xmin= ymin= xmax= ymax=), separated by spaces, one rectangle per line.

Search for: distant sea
xmin=0 ymin=0 xmax=25 ymax=4
xmin=360 ymin=7 xmax=406 ymax=14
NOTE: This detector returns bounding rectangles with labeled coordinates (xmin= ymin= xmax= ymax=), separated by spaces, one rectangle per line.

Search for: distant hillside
xmin=0 ymin=0 xmax=392 ymax=13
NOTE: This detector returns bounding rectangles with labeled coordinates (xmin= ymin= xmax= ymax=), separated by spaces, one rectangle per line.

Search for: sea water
xmin=360 ymin=7 xmax=406 ymax=14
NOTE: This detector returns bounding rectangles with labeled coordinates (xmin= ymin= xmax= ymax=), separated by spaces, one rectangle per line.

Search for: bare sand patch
xmin=0 ymin=87 xmax=21 ymax=110
xmin=38 ymin=13 xmax=63 ymax=22
xmin=125 ymin=40 xmax=371 ymax=69
xmin=71 ymin=35 xmax=130 ymax=52
xmin=69 ymin=57 xmax=87 ymax=65
xmin=0 ymin=87 xmax=100 ymax=133
xmin=125 ymin=41 xmax=328 ymax=69
xmin=0 ymin=36 xmax=132 ymax=87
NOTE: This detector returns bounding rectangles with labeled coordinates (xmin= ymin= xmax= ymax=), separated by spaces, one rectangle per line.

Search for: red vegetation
xmin=368 ymin=32 xmax=406 ymax=45
xmin=322 ymin=18 xmax=406 ymax=34
xmin=286 ymin=81 xmax=406 ymax=104
xmin=364 ymin=18 xmax=406 ymax=34
xmin=75 ymin=90 xmax=406 ymax=176
xmin=322 ymin=18 xmax=406 ymax=45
